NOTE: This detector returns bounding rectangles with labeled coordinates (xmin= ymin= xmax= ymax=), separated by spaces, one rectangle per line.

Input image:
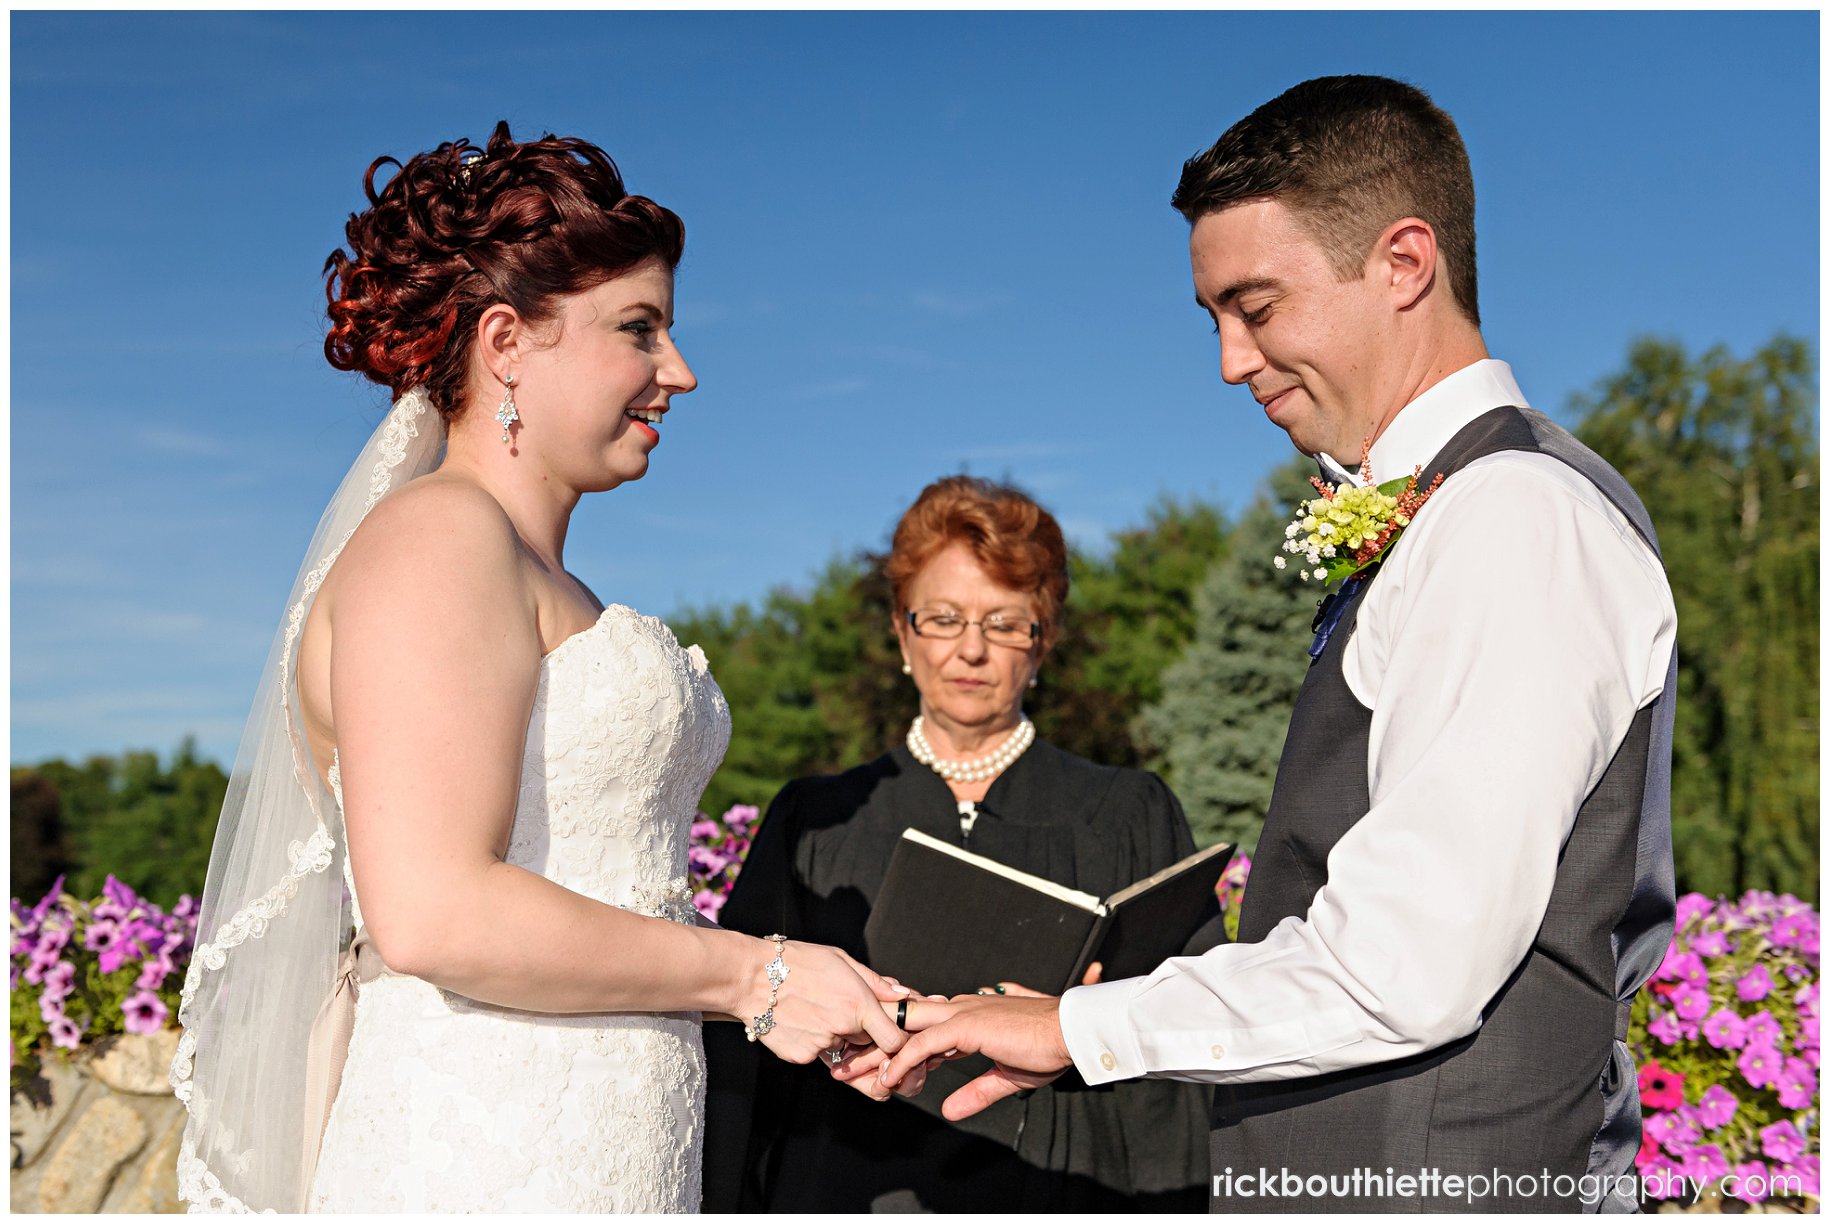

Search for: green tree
xmin=1572 ymin=335 xmax=1818 ymax=899
xmin=11 ymin=768 xmax=73 ymax=903
xmin=1135 ymin=460 xmax=1318 ymax=851
xmin=29 ymin=739 xmax=227 ymax=908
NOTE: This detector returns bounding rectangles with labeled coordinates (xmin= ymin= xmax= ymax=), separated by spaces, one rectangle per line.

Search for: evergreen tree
xmin=1573 ymin=335 xmax=1818 ymax=899
xmin=1135 ymin=460 xmax=1318 ymax=851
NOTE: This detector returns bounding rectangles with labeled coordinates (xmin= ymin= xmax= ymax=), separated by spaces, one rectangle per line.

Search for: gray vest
xmin=1210 ymin=406 xmax=1677 ymax=1214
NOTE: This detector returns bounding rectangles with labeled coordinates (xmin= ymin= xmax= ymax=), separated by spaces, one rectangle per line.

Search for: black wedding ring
xmin=897 ymin=999 xmax=908 ymax=1029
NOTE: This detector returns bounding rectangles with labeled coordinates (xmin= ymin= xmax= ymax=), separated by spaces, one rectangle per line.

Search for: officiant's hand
xmin=976 ymin=962 xmax=1102 ymax=997
xmin=877 ymin=996 xmax=1072 ymax=1119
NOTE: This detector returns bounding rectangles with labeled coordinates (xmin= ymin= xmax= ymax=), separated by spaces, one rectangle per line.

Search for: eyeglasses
xmin=907 ymin=609 xmax=1039 ymax=649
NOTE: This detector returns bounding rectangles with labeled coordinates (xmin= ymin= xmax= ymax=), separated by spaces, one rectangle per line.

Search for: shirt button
xmin=1211 ymin=1043 xmax=1226 ymax=1059
xmin=1099 ymin=1052 xmax=1117 ymax=1071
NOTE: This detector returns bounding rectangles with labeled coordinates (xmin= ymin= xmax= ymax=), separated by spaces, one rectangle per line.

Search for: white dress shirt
xmin=1058 ymin=359 xmax=1678 ymax=1086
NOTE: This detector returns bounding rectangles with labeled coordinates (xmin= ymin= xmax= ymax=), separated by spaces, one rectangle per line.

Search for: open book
xmin=862 ymin=829 xmax=1233 ymax=998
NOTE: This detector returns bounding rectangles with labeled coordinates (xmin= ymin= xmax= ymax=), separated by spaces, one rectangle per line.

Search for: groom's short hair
xmin=1173 ymin=75 xmax=1480 ymax=327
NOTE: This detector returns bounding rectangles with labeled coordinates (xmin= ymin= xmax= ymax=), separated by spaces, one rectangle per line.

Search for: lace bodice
xmin=308 ymin=604 xmax=730 ymax=1212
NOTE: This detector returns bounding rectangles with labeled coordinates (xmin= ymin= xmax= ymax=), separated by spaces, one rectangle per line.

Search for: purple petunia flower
xmin=1684 ymin=1144 xmax=1730 ymax=1187
xmin=172 ymin=894 xmax=198 ymax=922
xmin=1774 ymin=1057 xmax=1815 ymax=1110
xmin=121 ymin=990 xmax=169 ymax=1036
xmin=1737 ymin=964 xmax=1775 ymax=1002
xmin=1672 ymin=983 xmax=1712 ymax=1021
xmin=40 ymin=959 xmax=76 ymax=1003
xmin=689 ymin=819 xmax=720 ymax=840
xmin=1760 ymin=1120 xmax=1806 ymax=1165
xmin=692 ymin=890 xmax=726 ymax=921
xmin=1647 ymin=1010 xmax=1688 ymax=1046
xmin=1770 ymin=912 xmax=1813 ymax=951
xmin=1675 ymin=893 xmax=1714 ymax=929
xmin=30 ymin=876 xmax=67 ymax=924
xmin=1663 ymin=951 xmax=1708 ymax=989
xmin=722 ymin=804 xmax=760 ymax=828
xmin=39 ymin=992 xmax=66 ymax=1024
xmin=1645 ymin=1110 xmax=1699 ymax=1153
xmin=1691 ymin=1083 xmax=1738 ymax=1129
xmin=1729 ymin=1160 xmax=1771 ymax=1204
xmin=1690 ymin=929 xmax=1729 ymax=958
xmin=47 ymin=1014 xmax=82 ymax=1050
xmin=24 ymin=941 xmax=62 ymax=985
xmin=1744 ymin=1010 xmax=1783 ymax=1049
xmin=1738 ymin=1043 xmax=1783 ymax=1089
xmin=1702 ymin=1008 xmax=1749 ymax=1050
xmin=135 ymin=952 xmax=174 ymax=991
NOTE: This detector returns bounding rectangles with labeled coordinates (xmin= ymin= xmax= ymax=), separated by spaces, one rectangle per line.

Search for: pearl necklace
xmin=906 ymin=715 xmax=1035 ymax=784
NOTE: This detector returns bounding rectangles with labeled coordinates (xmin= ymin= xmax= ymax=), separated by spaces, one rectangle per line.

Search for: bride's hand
xmin=742 ymin=939 xmax=909 ymax=1065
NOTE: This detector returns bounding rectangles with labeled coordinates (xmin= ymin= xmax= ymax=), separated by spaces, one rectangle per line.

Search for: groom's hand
xmin=878 ymin=996 xmax=1073 ymax=1119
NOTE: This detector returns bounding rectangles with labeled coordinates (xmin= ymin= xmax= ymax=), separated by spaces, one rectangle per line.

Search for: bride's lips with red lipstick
xmin=625 ymin=405 xmax=665 ymax=442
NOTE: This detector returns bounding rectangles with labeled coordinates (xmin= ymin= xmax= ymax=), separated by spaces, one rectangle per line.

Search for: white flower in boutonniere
xmin=1279 ymin=445 xmax=1445 ymax=585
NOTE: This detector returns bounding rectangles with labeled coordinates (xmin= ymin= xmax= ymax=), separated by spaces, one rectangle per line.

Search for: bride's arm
xmin=326 ymin=483 xmax=906 ymax=1061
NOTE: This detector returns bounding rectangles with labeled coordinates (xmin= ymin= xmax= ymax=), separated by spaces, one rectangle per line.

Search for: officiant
xmin=702 ymin=474 xmax=1220 ymax=1212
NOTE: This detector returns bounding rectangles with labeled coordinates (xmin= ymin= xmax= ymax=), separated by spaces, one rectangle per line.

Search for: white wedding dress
xmin=306 ymin=604 xmax=731 ymax=1212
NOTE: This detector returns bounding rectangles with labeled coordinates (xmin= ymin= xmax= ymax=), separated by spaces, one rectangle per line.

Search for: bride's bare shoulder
xmin=325 ymin=475 xmax=530 ymax=620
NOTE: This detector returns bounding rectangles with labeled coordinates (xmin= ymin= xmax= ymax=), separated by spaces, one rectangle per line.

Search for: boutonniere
xmin=1276 ymin=446 xmax=1445 ymax=586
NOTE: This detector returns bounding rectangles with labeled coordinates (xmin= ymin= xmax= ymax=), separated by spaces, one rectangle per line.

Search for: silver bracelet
xmin=743 ymin=933 xmax=790 ymax=1042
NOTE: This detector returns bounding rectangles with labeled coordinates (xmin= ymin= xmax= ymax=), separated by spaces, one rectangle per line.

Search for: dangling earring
xmin=1028 ymin=675 xmax=1039 ymax=689
xmin=495 ymin=374 xmax=519 ymax=444
xmin=901 ymin=661 xmax=913 ymax=675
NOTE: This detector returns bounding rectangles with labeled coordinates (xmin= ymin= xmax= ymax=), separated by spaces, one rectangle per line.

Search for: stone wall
xmin=10 ymin=1029 xmax=184 ymax=1214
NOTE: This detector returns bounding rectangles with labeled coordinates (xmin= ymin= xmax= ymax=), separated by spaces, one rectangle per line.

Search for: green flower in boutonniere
xmin=1276 ymin=449 xmax=1445 ymax=585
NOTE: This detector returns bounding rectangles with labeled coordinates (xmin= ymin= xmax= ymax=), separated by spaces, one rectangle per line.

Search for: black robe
xmin=702 ymin=741 xmax=1221 ymax=1212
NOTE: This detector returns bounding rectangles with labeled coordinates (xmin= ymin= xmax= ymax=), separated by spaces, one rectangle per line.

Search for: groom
xmin=884 ymin=75 xmax=1678 ymax=1213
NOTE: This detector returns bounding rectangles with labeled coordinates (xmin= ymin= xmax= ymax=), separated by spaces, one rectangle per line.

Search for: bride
xmin=170 ymin=123 xmax=914 ymax=1213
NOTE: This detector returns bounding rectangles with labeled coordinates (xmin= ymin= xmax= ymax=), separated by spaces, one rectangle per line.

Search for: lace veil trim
xmin=170 ymin=390 xmax=444 ymax=1213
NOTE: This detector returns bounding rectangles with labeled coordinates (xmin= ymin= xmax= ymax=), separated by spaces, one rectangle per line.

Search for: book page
xmin=901 ymin=828 xmax=1106 ymax=914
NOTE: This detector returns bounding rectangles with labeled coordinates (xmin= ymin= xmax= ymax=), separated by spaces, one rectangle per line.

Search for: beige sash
xmin=300 ymin=928 xmax=392 ymax=1194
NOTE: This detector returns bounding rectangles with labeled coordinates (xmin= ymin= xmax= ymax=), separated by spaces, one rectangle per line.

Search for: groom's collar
xmin=1317 ymin=359 xmax=1530 ymax=487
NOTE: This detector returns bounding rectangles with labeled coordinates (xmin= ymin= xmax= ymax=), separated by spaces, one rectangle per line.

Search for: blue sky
xmin=11 ymin=11 xmax=1819 ymax=767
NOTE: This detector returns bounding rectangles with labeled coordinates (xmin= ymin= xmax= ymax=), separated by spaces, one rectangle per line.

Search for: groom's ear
xmin=1378 ymin=217 xmax=1439 ymax=313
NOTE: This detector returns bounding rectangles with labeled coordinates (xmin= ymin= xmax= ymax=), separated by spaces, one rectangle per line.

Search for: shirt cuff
xmin=1058 ymin=977 xmax=1150 ymax=1085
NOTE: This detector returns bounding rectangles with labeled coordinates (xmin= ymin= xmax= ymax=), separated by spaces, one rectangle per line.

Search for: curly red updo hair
xmin=323 ymin=120 xmax=684 ymax=419
xmin=885 ymin=475 xmax=1071 ymax=652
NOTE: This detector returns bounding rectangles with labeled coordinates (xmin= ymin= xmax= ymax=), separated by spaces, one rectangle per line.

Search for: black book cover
xmin=863 ymin=830 xmax=1232 ymax=997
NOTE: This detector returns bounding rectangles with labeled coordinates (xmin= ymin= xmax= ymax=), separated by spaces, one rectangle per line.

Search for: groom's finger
xmin=940 ymin=1068 xmax=1033 ymax=1120
xmin=880 ymin=1017 xmax=978 ymax=1088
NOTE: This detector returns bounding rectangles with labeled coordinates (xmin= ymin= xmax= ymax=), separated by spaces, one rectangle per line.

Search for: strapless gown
xmin=307 ymin=605 xmax=730 ymax=1212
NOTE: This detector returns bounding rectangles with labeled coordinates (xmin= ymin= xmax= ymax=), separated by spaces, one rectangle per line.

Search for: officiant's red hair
xmin=886 ymin=475 xmax=1070 ymax=652
xmin=322 ymin=120 xmax=684 ymax=421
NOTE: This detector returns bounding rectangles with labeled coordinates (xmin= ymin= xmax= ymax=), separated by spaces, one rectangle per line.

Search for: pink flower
xmin=1737 ymin=964 xmax=1775 ymax=1002
xmin=1663 ymin=950 xmax=1708 ymax=988
xmin=1770 ymin=912 xmax=1813 ymax=950
xmin=135 ymin=953 xmax=173 ymax=991
xmin=1647 ymin=1010 xmax=1688 ymax=1046
xmin=1645 ymin=1109 xmax=1698 ymax=1153
xmin=689 ymin=819 xmax=720 ymax=840
xmin=1672 ymin=983 xmax=1712 ymax=1021
xmin=1683 ymin=1144 xmax=1730 ymax=1186
xmin=40 ymin=960 xmax=76 ymax=1003
xmin=1795 ymin=981 xmax=1818 ymax=1021
xmin=1760 ymin=1120 xmax=1806 ymax=1164
xmin=1774 ymin=1057 xmax=1815 ymax=1109
xmin=1691 ymin=1083 xmax=1738 ymax=1129
xmin=1635 ymin=1128 xmax=1661 ymax=1170
xmin=722 ymin=804 xmax=760 ymax=828
xmin=1702 ymin=1008 xmax=1749 ymax=1049
xmin=1690 ymin=929 xmax=1729 ymax=957
xmin=1738 ymin=1043 xmax=1783 ymax=1089
xmin=1729 ymin=1161 xmax=1771 ymax=1203
xmin=1637 ymin=1060 xmax=1685 ymax=1110
xmin=1675 ymin=893 xmax=1715 ymax=929
xmin=692 ymin=891 xmax=726 ymax=921
xmin=47 ymin=1014 xmax=82 ymax=1050
xmin=121 ymin=990 xmax=168 ymax=1035
xmin=1744 ymin=1010 xmax=1782 ymax=1048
